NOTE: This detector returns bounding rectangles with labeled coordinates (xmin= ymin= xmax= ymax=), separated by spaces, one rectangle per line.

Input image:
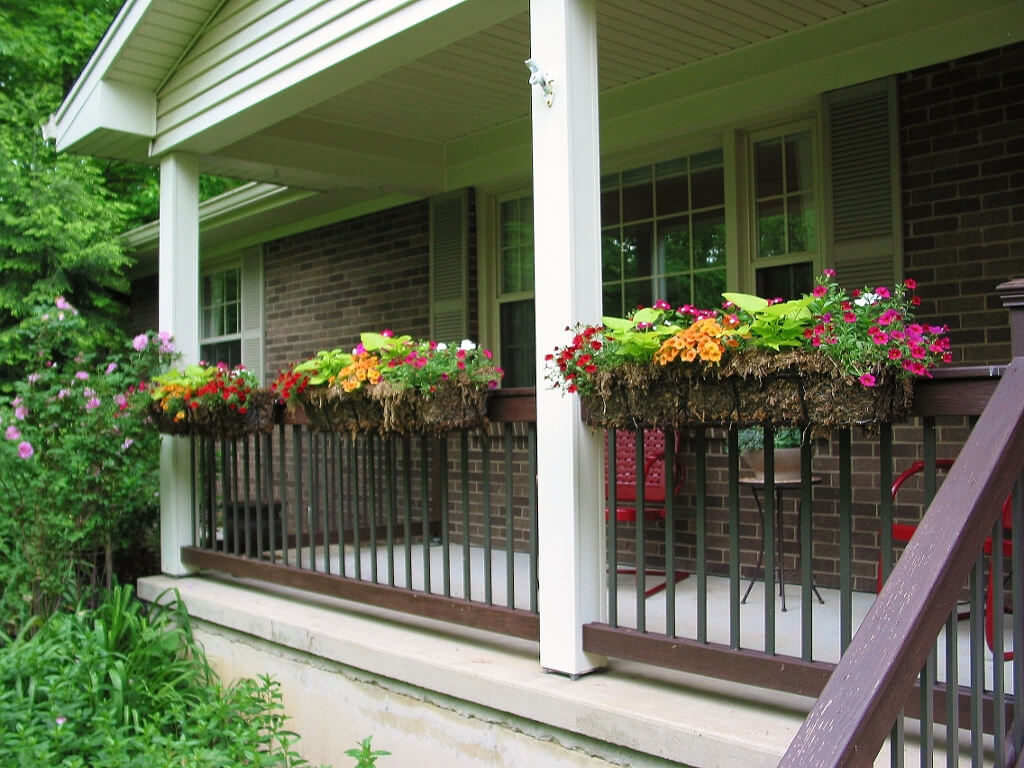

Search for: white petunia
xmin=854 ymin=292 xmax=880 ymax=307
xmin=459 ymin=339 xmax=476 ymax=351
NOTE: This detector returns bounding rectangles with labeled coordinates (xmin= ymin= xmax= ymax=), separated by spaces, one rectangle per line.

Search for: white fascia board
xmin=49 ymin=0 xmax=157 ymax=144
xmin=53 ymin=80 xmax=156 ymax=154
xmin=122 ymin=182 xmax=314 ymax=254
xmin=151 ymin=0 xmax=527 ymax=156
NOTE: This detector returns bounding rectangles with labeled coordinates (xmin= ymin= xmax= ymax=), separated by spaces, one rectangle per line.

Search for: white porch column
xmin=158 ymin=152 xmax=200 ymax=576
xmin=530 ymin=0 xmax=606 ymax=675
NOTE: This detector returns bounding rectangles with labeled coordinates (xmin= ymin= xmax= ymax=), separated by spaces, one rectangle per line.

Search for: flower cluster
xmin=546 ymin=325 xmax=604 ymax=394
xmin=546 ymin=271 xmax=953 ymax=394
xmin=274 ymin=331 xmax=504 ymax=402
xmin=806 ymin=271 xmax=951 ymax=385
xmin=151 ymin=362 xmax=259 ymax=423
xmin=377 ymin=338 xmax=503 ymax=394
xmin=654 ymin=317 xmax=735 ymax=365
xmin=335 ymin=353 xmax=383 ymax=392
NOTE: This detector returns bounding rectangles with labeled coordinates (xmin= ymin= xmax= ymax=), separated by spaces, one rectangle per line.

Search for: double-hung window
xmin=749 ymin=122 xmax=819 ymax=299
xmin=496 ymin=195 xmax=536 ymax=387
xmin=198 ymin=248 xmax=264 ymax=380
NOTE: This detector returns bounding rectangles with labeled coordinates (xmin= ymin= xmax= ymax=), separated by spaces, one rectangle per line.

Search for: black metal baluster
xmin=368 ymin=435 xmax=378 ymax=583
xmin=800 ymin=438 xmax=813 ymax=660
xmin=763 ymin=427 xmax=776 ymax=655
xmin=664 ymin=429 xmax=677 ymax=638
xmin=635 ymin=429 xmax=646 ymax=634
xmin=504 ymin=424 xmax=515 ymax=609
xmin=307 ymin=430 xmax=317 ymax=571
xmin=838 ymin=427 xmax=852 ymax=652
xmin=421 ymin=436 xmax=431 ymax=594
xmin=440 ymin=436 xmax=450 ymax=597
xmin=461 ymin=431 xmax=471 ymax=601
xmin=482 ymin=429 xmax=492 ymax=606
xmin=728 ymin=426 xmax=741 ymax=649
xmin=385 ymin=436 xmax=396 ymax=587
xmin=402 ymin=436 xmax=413 ymax=589
xmin=695 ymin=427 xmax=707 ymax=643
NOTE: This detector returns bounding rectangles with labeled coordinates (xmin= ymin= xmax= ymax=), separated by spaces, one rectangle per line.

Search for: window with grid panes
xmin=200 ymin=265 xmax=242 ymax=368
xmin=600 ymin=149 xmax=727 ymax=316
xmin=497 ymin=195 xmax=536 ymax=387
xmin=751 ymin=127 xmax=817 ymax=299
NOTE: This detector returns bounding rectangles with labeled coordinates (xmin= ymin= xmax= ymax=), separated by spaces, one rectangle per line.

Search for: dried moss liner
xmin=581 ymin=350 xmax=914 ymax=430
xmin=371 ymin=380 xmax=491 ymax=435
xmin=296 ymin=386 xmax=383 ymax=435
xmin=150 ymin=390 xmax=278 ymax=438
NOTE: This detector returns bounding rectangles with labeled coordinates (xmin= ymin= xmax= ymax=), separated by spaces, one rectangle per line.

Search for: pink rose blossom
xmin=5 ymin=426 xmax=20 ymax=440
xmin=132 ymin=334 xmax=148 ymax=351
xmin=105 ymin=362 xmax=118 ymax=374
xmin=57 ymin=389 xmax=70 ymax=399
xmin=17 ymin=441 xmax=34 ymax=459
xmin=14 ymin=406 xmax=27 ymax=420
xmin=86 ymin=397 xmax=101 ymax=410
xmin=55 ymin=296 xmax=72 ymax=310
xmin=121 ymin=438 xmax=134 ymax=450
xmin=75 ymin=371 xmax=89 ymax=380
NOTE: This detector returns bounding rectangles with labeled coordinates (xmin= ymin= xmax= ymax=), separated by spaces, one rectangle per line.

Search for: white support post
xmin=530 ymin=0 xmax=606 ymax=676
xmin=158 ymin=152 xmax=200 ymax=576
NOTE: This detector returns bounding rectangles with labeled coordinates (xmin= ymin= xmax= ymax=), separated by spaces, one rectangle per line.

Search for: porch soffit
xmin=190 ymin=0 xmax=896 ymax=191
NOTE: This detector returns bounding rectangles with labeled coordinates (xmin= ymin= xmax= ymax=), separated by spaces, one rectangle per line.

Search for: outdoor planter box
xmin=581 ymin=350 xmax=913 ymax=430
xmin=149 ymin=390 xmax=279 ymax=439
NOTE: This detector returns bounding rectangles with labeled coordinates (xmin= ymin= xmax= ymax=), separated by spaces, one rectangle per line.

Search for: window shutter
xmin=825 ymin=78 xmax=902 ymax=290
xmin=239 ymin=247 xmax=265 ymax=383
xmin=429 ymin=190 xmax=470 ymax=341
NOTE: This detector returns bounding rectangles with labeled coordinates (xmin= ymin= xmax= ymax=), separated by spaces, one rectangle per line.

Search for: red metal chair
xmin=878 ymin=459 xmax=1014 ymax=660
xmin=606 ymin=428 xmax=688 ymax=597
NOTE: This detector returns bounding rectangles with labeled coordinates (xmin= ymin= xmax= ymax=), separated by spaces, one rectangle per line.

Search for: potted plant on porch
xmin=737 ymin=426 xmax=804 ymax=481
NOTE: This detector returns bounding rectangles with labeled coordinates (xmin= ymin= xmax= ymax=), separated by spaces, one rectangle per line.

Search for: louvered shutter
xmin=429 ymin=190 xmax=470 ymax=341
xmin=825 ymin=78 xmax=902 ymax=289
xmin=239 ymin=247 xmax=265 ymax=383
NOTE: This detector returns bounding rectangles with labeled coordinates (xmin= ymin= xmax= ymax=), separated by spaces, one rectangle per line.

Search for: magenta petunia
xmin=858 ymin=373 xmax=876 ymax=387
xmin=812 ymin=285 xmax=827 ymax=298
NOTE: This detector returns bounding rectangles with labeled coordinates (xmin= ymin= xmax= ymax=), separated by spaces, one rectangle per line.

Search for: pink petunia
xmin=843 ymin=312 xmax=857 ymax=323
xmin=877 ymin=309 xmax=901 ymax=326
xmin=17 ymin=441 xmax=34 ymax=459
xmin=888 ymin=348 xmax=903 ymax=360
xmin=859 ymin=373 xmax=876 ymax=387
xmin=823 ymin=268 xmax=836 ymax=278
xmin=381 ymin=328 xmax=394 ymax=338
xmin=812 ymin=285 xmax=827 ymax=298
xmin=5 ymin=425 xmax=20 ymax=440
xmin=875 ymin=287 xmax=891 ymax=298
xmin=904 ymin=278 xmax=917 ymax=290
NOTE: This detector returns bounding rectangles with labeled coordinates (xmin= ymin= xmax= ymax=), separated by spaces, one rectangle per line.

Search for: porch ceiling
xmin=202 ymin=0 xmax=891 ymax=191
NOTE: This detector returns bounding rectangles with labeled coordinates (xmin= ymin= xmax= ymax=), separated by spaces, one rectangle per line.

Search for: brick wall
xmin=900 ymin=42 xmax=1024 ymax=365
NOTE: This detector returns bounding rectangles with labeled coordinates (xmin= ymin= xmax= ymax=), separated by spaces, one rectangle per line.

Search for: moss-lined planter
xmin=581 ymin=350 xmax=913 ymax=430
xmin=372 ymin=380 xmax=491 ymax=434
xmin=295 ymin=386 xmax=382 ymax=435
xmin=149 ymin=390 xmax=278 ymax=438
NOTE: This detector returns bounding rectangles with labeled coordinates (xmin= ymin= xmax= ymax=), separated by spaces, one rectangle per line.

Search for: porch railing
xmin=180 ymin=388 xmax=540 ymax=640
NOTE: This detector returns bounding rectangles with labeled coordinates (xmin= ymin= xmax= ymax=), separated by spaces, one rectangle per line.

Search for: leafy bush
xmin=737 ymin=426 xmax=803 ymax=453
xmin=0 ymin=586 xmax=321 ymax=767
xmin=0 ymin=298 xmax=174 ymax=631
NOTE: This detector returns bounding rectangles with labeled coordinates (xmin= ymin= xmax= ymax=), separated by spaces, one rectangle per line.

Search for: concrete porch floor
xmin=276 ymin=539 xmax=1014 ymax=693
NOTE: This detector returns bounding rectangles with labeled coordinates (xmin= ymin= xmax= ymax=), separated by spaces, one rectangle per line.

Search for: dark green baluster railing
xmin=969 ymin=554 xmax=985 ymax=765
xmin=461 ymin=432 xmax=471 ymax=601
xmin=635 ymin=430 xmax=646 ymax=634
xmin=402 ymin=437 xmax=413 ymax=590
xmin=385 ymin=436 xmax=396 ymax=587
xmin=350 ymin=435 xmax=361 ymax=580
xmin=763 ymin=427 xmax=775 ymax=655
xmin=504 ymin=425 xmax=514 ymax=609
xmin=664 ymin=429 xmax=677 ymax=638
xmin=265 ymin=432 xmax=276 ymax=562
xmin=838 ymin=427 xmax=852 ymax=651
xmin=293 ymin=427 xmax=303 ymax=568
xmin=799 ymin=438 xmax=813 ymax=659
xmin=695 ymin=427 xmax=707 ymax=643
xmin=335 ymin=434 xmax=346 ymax=578
xmin=608 ymin=428 xmax=618 ymax=628
xmin=440 ymin=437 xmax=451 ymax=597
xmin=307 ymin=430 xmax=317 ymax=571
xmin=1012 ymin=481 xmax=1023 ymax=755
xmin=367 ymin=436 xmax=377 ymax=583
xmin=420 ymin=436 xmax=430 ymax=595
xmin=230 ymin=439 xmax=240 ymax=556
xmin=254 ymin=434 xmax=264 ymax=559
xmin=919 ymin=650 xmax=935 ymax=767
xmin=728 ymin=426 xmax=740 ymax=649
xmin=482 ymin=430 xmax=492 ymax=606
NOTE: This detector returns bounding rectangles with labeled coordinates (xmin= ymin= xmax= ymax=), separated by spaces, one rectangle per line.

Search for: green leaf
xmin=722 ymin=292 xmax=769 ymax=313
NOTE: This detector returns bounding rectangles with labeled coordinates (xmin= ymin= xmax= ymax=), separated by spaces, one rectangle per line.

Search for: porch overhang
xmin=50 ymin=0 xmax=1024 ymax=214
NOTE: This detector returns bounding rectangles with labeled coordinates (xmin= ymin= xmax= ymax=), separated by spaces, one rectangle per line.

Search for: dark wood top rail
xmin=779 ymin=357 xmax=1024 ymax=767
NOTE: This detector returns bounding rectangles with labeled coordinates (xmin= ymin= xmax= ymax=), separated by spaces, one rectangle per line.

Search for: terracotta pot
xmin=740 ymin=447 xmax=802 ymax=482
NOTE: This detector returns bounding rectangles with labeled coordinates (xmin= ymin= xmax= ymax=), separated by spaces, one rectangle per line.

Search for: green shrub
xmin=0 ymin=585 xmax=322 ymax=767
xmin=0 ymin=298 xmax=174 ymax=632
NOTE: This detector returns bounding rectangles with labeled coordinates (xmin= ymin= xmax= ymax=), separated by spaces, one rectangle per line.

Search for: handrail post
xmin=997 ymin=278 xmax=1024 ymax=358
